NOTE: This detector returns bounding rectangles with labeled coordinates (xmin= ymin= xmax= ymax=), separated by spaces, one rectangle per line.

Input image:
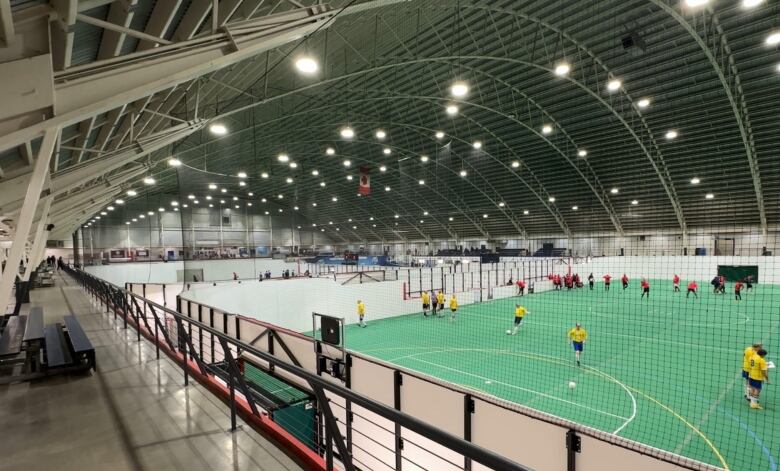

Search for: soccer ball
xmin=568 ymin=381 xmax=577 ymax=389
xmin=505 ymin=329 xmax=512 ymax=335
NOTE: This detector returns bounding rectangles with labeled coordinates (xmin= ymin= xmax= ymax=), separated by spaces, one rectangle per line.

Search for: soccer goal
xmin=332 ymin=270 xmax=386 ymax=285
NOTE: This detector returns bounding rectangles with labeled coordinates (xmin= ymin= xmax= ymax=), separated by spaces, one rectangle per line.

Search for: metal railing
xmin=64 ymin=265 xmax=532 ymax=471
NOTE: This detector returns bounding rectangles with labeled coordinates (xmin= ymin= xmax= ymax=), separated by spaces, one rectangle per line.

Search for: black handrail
xmin=65 ymin=265 xmax=533 ymax=471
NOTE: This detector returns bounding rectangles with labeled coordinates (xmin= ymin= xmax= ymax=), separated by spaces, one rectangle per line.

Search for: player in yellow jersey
xmin=748 ymin=348 xmax=770 ymax=409
xmin=436 ymin=291 xmax=446 ymax=318
xmin=421 ymin=291 xmax=431 ymax=317
xmin=449 ymin=294 xmax=458 ymax=322
xmin=743 ymin=343 xmax=762 ymax=401
xmin=507 ymin=304 xmax=528 ymax=335
xmin=567 ymin=323 xmax=588 ymax=366
xmin=357 ymin=300 xmax=366 ymax=328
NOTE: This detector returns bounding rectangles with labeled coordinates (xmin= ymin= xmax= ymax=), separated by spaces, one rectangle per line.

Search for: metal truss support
xmin=652 ymin=0 xmax=766 ymax=236
xmin=0 ymin=5 xmax=336 ymax=154
xmin=0 ymin=121 xmax=203 ymax=216
xmin=0 ymin=127 xmax=59 ymax=314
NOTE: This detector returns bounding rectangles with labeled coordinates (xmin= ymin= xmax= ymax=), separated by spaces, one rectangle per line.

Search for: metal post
xmin=464 ymin=395 xmax=474 ymax=471
xmin=566 ymin=429 xmax=580 ymax=471
xmin=228 ymin=366 xmax=237 ymax=431
xmin=394 ymin=370 xmax=403 ymax=470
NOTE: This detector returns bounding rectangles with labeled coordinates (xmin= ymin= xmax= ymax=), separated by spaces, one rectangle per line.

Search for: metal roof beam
xmin=652 ymin=0 xmax=766 ymax=235
xmin=136 ymin=0 xmax=182 ymax=50
xmin=0 ymin=4 xmax=335 ymax=154
xmin=94 ymin=0 xmax=140 ymax=60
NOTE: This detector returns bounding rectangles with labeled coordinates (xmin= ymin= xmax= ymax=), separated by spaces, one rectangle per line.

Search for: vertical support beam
xmin=0 ymin=128 xmax=59 ymax=313
xmin=0 ymin=0 xmax=14 ymax=47
xmin=72 ymin=229 xmax=81 ymax=266
xmin=22 ymin=195 xmax=54 ymax=281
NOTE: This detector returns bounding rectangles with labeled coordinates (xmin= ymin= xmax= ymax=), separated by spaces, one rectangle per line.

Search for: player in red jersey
xmin=673 ymin=274 xmax=680 ymax=292
xmin=603 ymin=274 xmax=612 ymax=291
xmin=640 ymin=278 xmax=650 ymax=299
xmin=621 ymin=274 xmax=629 ymax=291
xmin=687 ymin=280 xmax=698 ymax=298
xmin=734 ymin=281 xmax=743 ymax=301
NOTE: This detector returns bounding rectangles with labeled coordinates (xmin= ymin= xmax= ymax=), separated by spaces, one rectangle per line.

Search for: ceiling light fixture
xmin=511 ymin=161 xmax=520 ymax=168
xmin=742 ymin=0 xmax=764 ymax=7
xmin=294 ymin=56 xmax=318 ymax=74
xmin=578 ymin=149 xmax=587 ymax=157
xmin=611 ymin=188 xmax=619 ymax=194
xmin=705 ymin=193 xmax=715 ymax=199
xmin=311 ymin=170 xmax=319 ymax=176
xmin=326 ymin=147 xmax=335 ymax=155
xmin=541 ymin=124 xmax=553 ymax=135
xmin=631 ymin=200 xmax=639 ymax=205
xmin=289 ymin=162 xmax=298 ymax=169
xmin=637 ymin=98 xmax=651 ymax=108
xmin=420 ymin=155 xmax=429 ymax=162
xmin=572 ymin=206 xmax=578 ymax=210
xmin=450 ymin=81 xmax=469 ymax=97
xmin=379 ymin=165 xmax=387 ymax=172
xmin=554 ymin=62 xmax=571 ymax=76
xmin=383 ymin=148 xmax=392 ymax=155
xmin=459 ymin=170 xmax=467 ymax=177
xmin=766 ymin=31 xmax=780 ymax=46
xmin=261 ymin=172 xmax=269 ymax=179
xmin=375 ymin=130 xmax=386 ymax=140
xmin=343 ymin=160 xmax=351 ymax=167
xmin=115 ymin=199 xmax=124 ymax=204
xmin=143 ymin=176 xmax=155 ymax=185
xmin=209 ymin=183 xmax=217 ymax=189
xmin=445 ymin=104 xmax=459 ymax=116
xmin=418 ymin=179 xmax=425 ymax=185
xmin=691 ymin=177 xmax=701 ymax=185
xmin=320 ymin=182 xmax=326 ymax=187
xmin=607 ymin=79 xmax=621 ymax=92
xmin=548 ymin=196 xmax=556 ymax=202
xmin=340 ymin=126 xmax=355 ymax=139
xmin=168 ymin=158 xmax=182 ymax=167
xmin=385 ymin=186 xmax=391 ymax=192
xmin=472 ymin=140 xmax=482 ymax=149
xmin=277 ymin=153 xmax=289 ymax=162
xmin=209 ymin=123 xmax=227 ymax=135
xmin=665 ymin=130 xmax=678 ymax=140
xmin=237 ymin=171 xmax=247 ymax=178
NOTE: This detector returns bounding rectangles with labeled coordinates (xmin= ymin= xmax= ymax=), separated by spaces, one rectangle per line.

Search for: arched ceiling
xmin=4 ymin=0 xmax=778 ymax=242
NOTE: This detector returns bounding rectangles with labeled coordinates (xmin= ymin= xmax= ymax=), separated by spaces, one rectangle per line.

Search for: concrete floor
xmin=0 ymin=274 xmax=303 ymax=471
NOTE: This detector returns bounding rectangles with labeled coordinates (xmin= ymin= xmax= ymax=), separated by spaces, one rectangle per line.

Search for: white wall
xmin=182 ymin=277 xmax=481 ymax=332
xmin=85 ymin=258 xmax=301 ymax=284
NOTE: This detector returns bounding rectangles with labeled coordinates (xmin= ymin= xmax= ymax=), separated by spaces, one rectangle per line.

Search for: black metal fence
xmin=63 ymin=265 xmax=532 ymax=471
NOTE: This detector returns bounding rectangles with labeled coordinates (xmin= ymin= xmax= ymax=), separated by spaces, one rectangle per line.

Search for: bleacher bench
xmin=43 ymin=316 xmax=95 ymax=372
xmin=63 ymin=316 xmax=95 ymax=371
xmin=0 ymin=315 xmax=27 ymax=358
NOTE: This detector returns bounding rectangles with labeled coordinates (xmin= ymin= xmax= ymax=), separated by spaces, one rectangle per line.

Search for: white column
xmin=0 ymin=127 xmax=60 ymax=311
xmin=22 ymin=195 xmax=54 ymax=281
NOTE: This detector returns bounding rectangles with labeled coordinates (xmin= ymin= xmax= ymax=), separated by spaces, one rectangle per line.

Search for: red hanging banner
xmin=359 ymin=166 xmax=371 ymax=195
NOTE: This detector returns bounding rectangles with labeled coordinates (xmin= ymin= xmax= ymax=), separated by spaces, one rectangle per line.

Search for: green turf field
xmin=343 ymin=280 xmax=779 ymax=471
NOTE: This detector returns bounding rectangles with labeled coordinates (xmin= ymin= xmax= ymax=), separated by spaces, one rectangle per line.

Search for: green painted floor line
xmin=343 ymin=281 xmax=779 ymax=471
